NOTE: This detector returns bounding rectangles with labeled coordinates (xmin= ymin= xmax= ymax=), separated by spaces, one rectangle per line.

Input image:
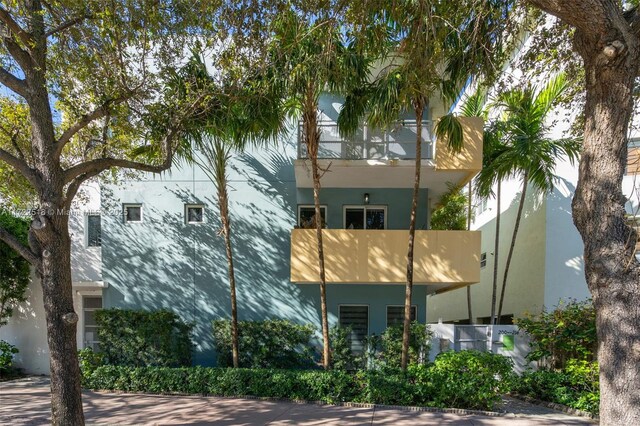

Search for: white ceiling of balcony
xmin=294 ymin=159 xmax=474 ymax=201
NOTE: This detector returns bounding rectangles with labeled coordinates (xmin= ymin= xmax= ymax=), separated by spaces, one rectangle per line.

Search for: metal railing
xmin=297 ymin=120 xmax=434 ymax=160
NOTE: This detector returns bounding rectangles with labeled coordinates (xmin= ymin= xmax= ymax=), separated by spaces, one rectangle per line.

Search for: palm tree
xmin=174 ymin=53 xmax=286 ymax=367
xmin=341 ymin=0 xmax=512 ymax=370
xmin=267 ymin=8 xmax=370 ymax=369
xmin=494 ymin=74 xmax=580 ymax=321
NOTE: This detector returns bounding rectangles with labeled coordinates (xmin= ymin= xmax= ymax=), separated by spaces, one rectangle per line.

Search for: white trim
xmin=123 ymin=203 xmax=143 ymax=223
xmin=338 ymin=304 xmax=370 ymax=337
xmin=73 ymin=281 xmax=108 ymax=288
xmin=385 ymin=304 xmax=418 ymax=328
xmin=342 ymin=205 xmax=388 ymax=229
xmin=297 ymin=204 xmax=328 ymax=228
xmin=185 ymin=204 xmax=206 ymax=224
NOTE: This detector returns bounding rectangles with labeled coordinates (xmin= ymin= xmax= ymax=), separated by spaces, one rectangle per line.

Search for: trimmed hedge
xmin=81 ymin=350 xmax=514 ymax=410
xmin=212 ymin=319 xmax=315 ymax=368
xmin=95 ymin=309 xmax=194 ymax=367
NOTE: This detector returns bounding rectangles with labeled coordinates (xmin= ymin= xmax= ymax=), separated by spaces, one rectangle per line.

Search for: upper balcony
xmin=294 ymin=117 xmax=483 ymax=198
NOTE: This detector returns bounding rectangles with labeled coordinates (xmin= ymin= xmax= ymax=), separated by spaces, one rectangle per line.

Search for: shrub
xmin=329 ymin=325 xmax=359 ymax=371
xmin=95 ymin=309 xmax=194 ymax=367
xmin=212 ymin=319 xmax=315 ymax=369
xmin=377 ymin=322 xmax=432 ymax=368
xmin=78 ymin=347 xmax=105 ymax=379
xmin=422 ymin=350 xmax=515 ymax=411
xmin=81 ymin=350 xmax=515 ymax=411
xmin=514 ymin=360 xmax=599 ymax=415
xmin=0 ymin=340 xmax=19 ymax=376
xmin=515 ymin=299 xmax=596 ymax=369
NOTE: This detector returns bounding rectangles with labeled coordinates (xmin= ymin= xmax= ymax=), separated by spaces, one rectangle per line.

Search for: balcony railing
xmin=297 ymin=120 xmax=434 ymax=160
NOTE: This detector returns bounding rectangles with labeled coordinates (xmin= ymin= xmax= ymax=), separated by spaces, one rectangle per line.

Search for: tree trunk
xmin=497 ymin=172 xmax=528 ymax=321
xmin=217 ymin=169 xmax=240 ymax=368
xmin=303 ymin=87 xmax=330 ymax=369
xmin=37 ymin=208 xmax=84 ymax=425
xmin=467 ymin=181 xmax=473 ymax=324
xmin=490 ymin=180 xmax=501 ymax=325
xmin=571 ymin=30 xmax=640 ymax=425
xmin=401 ymin=101 xmax=424 ymax=371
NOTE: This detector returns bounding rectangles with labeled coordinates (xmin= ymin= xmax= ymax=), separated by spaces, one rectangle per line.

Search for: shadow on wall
xmin=101 ymin=145 xmax=326 ymax=366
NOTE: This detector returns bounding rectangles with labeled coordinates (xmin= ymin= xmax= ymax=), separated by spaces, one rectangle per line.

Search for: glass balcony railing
xmin=297 ymin=120 xmax=434 ymax=160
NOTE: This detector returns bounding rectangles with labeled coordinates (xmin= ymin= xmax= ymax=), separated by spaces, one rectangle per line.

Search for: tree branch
xmin=0 ymin=6 xmax=33 ymax=46
xmin=0 ymin=224 xmax=41 ymax=269
xmin=526 ymin=0 xmax=609 ymax=34
xmin=55 ymin=95 xmax=133 ymax=156
xmin=0 ymin=66 xmax=27 ymax=98
xmin=0 ymin=147 xmax=39 ymax=187
xmin=45 ymin=13 xmax=91 ymax=37
xmin=63 ymin=127 xmax=179 ymax=186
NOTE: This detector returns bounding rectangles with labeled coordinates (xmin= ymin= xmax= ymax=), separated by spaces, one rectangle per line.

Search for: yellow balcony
xmin=291 ymin=229 xmax=480 ymax=290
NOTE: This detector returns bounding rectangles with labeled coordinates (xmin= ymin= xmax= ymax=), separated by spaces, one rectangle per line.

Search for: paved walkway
xmin=0 ymin=377 xmax=596 ymax=425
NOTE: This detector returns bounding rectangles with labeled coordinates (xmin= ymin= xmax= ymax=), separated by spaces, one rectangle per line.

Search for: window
xmin=83 ymin=296 xmax=102 ymax=351
xmin=343 ymin=205 xmax=386 ymax=229
xmin=476 ymin=197 xmax=488 ymax=216
xmin=339 ymin=305 xmax=369 ymax=354
xmin=627 ymin=138 xmax=640 ymax=175
xmin=185 ymin=205 xmax=205 ymax=224
xmin=298 ymin=205 xmax=327 ymax=228
xmin=386 ymin=305 xmax=417 ymax=327
xmin=123 ymin=204 xmax=142 ymax=223
xmin=480 ymin=252 xmax=487 ymax=268
xmin=86 ymin=214 xmax=101 ymax=247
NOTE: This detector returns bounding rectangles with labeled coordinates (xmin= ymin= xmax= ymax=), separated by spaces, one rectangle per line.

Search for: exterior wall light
xmin=364 ymin=193 xmax=370 ymax=204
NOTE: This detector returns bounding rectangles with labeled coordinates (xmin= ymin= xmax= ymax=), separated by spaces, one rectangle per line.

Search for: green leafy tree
xmin=520 ymin=1 xmax=640 ymax=422
xmin=0 ymin=2 xmax=219 ymax=423
xmin=0 ymin=210 xmax=30 ymax=327
xmin=430 ymin=184 xmax=469 ymax=231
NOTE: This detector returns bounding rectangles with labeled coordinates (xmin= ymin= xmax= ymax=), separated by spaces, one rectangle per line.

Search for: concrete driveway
xmin=0 ymin=377 xmax=595 ymax=425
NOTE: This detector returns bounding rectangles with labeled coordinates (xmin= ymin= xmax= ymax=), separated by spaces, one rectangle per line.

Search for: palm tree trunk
xmin=497 ymin=172 xmax=529 ymax=321
xmin=467 ymin=181 xmax=473 ymax=324
xmin=490 ymin=180 xmax=501 ymax=325
xmin=217 ymin=164 xmax=240 ymax=368
xmin=304 ymin=87 xmax=331 ymax=369
xmin=401 ymin=100 xmax=424 ymax=371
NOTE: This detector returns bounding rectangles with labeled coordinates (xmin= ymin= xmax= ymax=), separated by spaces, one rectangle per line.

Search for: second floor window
xmin=123 ymin=204 xmax=142 ymax=223
xmin=344 ymin=206 xmax=386 ymax=229
xmin=86 ymin=214 xmax=101 ymax=247
xmin=298 ymin=205 xmax=327 ymax=228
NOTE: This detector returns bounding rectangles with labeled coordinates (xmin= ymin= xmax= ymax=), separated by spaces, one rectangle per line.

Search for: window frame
xmin=123 ymin=203 xmax=143 ymax=224
xmin=385 ymin=304 xmax=418 ymax=328
xmin=342 ymin=205 xmax=388 ymax=230
xmin=480 ymin=252 xmax=487 ymax=268
xmin=185 ymin=204 xmax=206 ymax=225
xmin=338 ymin=304 xmax=370 ymax=353
xmin=81 ymin=294 xmax=103 ymax=351
xmin=297 ymin=204 xmax=328 ymax=228
xmin=85 ymin=212 xmax=102 ymax=248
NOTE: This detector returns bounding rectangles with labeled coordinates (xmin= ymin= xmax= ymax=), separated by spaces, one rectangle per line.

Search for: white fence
xmin=428 ymin=324 xmax=534 ymax=374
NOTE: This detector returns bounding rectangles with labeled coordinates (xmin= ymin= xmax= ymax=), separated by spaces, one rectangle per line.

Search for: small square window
xmin=123 ymin=204 xmax=142 ymax=223
xmin=86 ymin=214 xmax=101 ymax=247
xmin=298 ymin=205 xmax=327 ymax=228
xmin=386 ymin=305 xmax=417 ymax=327
xmin=186 ymin=205 xmax=205 ymax=224
xmin=480 ymin=252 xmax=487 ymax=268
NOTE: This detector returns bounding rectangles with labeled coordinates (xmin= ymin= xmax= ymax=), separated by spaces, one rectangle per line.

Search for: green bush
xmin=377 ymin=322 xmax=432 ymax=368
xmin=212 ymin=319 xmax=315 ymax=369
xmin=78 ymin=347 xmax=105 ymax=377
xmin=81 ymin=350 xmax=514 ymax=411
xmin=329 ymin=325 xmax=359 ymax=371
xmin=514 ymin=360 xmax=599 ymax=415
xmin=95 ymin=309 xmax=194 ymax=367
xmin=515 ymin=299 xmax=596 ymax=368
xmin=0 ymin=340 xmax=19 ymax=376
xmin=422 ymin=350 xmax=515 ymax=410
